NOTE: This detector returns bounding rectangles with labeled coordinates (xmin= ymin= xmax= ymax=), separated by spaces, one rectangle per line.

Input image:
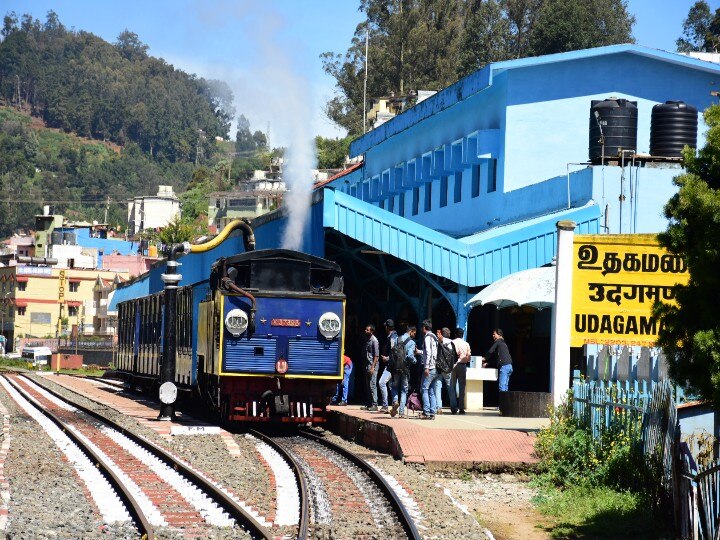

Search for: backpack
xmin=390 ymin=336 xmax=412 ymax=374
xmin=407 ymin=391 xmax=422 ymax=411
xmin=436 ymin=340 xmax=457 ymax=374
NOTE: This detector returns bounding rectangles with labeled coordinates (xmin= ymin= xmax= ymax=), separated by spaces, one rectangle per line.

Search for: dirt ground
xmin=436 ymin=473 xmax=551 ymax=539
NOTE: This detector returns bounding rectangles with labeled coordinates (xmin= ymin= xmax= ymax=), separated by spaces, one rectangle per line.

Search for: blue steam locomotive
xmin=116 ymin=232 xmax=345 ymax=424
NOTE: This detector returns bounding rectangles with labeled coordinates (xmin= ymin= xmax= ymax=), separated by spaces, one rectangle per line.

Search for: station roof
xmin=349 ymin=44 xmax=720 ymax=158
xmin=323 ymin=189 xmax=600 ymax=287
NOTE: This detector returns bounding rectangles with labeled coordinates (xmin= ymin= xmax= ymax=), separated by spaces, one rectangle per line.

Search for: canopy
xmin=465 ymin=265 xmax=556 ymax=310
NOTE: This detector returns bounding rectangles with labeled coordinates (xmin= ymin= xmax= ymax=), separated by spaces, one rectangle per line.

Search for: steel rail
xmin=1 ymin=374 xmax=155 ymax=540
xmin=299 ymin=428 xmax=421 ymax=540
xmin=18 ymin=373 xmax=274 ymax=540
xmin=249 ymin=429 xmax=310 ymax=539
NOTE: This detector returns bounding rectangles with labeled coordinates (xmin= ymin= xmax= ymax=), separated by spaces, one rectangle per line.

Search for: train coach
xmin=116 ymin=224 xmax=345 ymax=424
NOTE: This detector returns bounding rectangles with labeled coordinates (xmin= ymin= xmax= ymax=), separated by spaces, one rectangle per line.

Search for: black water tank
xmin=50 ymin=231 xmax=62 ymax=245
xmin=589 ymin=98 xmax=638 ymax=163
xmin=62 ymin=232 xmax=76 ymax=245
xmin=650 ymin=101 xmax=698 ymax=158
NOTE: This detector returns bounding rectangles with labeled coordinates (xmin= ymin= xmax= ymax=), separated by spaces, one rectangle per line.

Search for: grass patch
xmin=533 ymin=484 xmax=670 ymax=539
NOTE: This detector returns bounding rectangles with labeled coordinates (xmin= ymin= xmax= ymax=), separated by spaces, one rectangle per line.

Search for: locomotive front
xmin=197 ymin=249 xmax=345 ymax=423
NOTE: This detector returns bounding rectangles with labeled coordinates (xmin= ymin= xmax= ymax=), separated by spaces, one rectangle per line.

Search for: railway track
xmin=250 ymin=427 xmax=421 ymax=540
xmin=1 ymin=373 xmax=273 ymax=540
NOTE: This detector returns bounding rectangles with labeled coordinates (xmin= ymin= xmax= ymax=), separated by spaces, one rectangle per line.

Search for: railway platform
xmin=326 ymin=405 xmax=547 ymax=468
xmin=39 ymin=374 xmax=544 ymax=468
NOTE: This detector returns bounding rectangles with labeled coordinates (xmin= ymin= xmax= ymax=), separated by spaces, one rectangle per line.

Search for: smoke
xmin=183 ymin=1 xmax=318 ymax=252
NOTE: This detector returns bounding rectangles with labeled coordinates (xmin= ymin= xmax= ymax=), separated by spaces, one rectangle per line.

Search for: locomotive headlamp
xmin=225 ymin=308 xmax=249 ymax=336
xmin=318 ymin=312 xmax=341 ymax=339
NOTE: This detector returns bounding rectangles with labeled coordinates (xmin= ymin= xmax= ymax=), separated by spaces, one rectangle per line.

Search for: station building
xmin=111 ymin=44 xmax=720 ymax=404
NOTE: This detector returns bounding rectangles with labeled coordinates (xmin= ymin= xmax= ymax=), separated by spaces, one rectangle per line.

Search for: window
xmin=379 ymin=199 xmax=385 ymax=210
xmin=440 ymin=175 xmax=448 ymax=208
xmin=399 ymin=192 xmax=406 ymax=217
xmin=487 ymin=159 xmax=497 ymax=193
xmin=424 ymin=182 xmax=432 ymax=212
xmin=471 ymin=164 xmax=480 ymax=198
xmin=17 ymin=282 xmax=26 ymax=292
xmin=454 ymin=171 xmax=463 ymax=203
xmin=412 ymin=188 xmax=419 ymax=216
xmin=388 ymin=196 xmax=395 ymax=213
xmin=17 ymin=307 xmax=25 ymax=316
xmin=68 ymin=306 xmax=78 ymax=317
xmin=69 ymin=282 xmax=79 ymax=292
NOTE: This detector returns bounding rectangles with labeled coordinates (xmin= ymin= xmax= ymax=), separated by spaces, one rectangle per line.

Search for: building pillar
xmin=455 ymin=285 xmax=469 ymax=332
xmin=550 ymin=220 xmax=576 ymax=407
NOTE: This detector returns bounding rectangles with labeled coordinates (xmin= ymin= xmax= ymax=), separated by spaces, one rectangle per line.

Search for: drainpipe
xmin=157 ymin=219 xmax=256 ymax=421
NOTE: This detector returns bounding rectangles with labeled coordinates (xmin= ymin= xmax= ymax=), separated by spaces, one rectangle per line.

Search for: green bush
xmin=534 ymin=395 xmax=653 ymax=492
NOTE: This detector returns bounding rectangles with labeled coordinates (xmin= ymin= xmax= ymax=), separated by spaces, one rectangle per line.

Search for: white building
xmin=127 ymin=185 xmax=181 ymax=235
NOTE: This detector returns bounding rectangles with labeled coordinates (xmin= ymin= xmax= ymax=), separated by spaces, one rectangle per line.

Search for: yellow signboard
xmin=570 ymin=234 xmax=688 ymax=347
xmin=58 ymin=269 xmax=66 ymax=304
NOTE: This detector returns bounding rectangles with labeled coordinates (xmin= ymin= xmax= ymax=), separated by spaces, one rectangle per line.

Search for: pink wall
xmin=102 ymin=254 xmax=158 ymax=277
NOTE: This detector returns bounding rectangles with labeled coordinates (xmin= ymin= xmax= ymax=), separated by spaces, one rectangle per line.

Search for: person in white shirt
xmin=451 ymin=327 xmax=472 ymax=414
xmin=419 ymin=319 xmax=440 ymax=419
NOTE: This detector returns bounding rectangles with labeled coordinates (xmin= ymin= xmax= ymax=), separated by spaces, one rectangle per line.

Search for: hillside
xmin=0 ymin=11 xmax=233 ymax=162
xmin=0 ymin=11 xmax=247 ymax=238
xmin=0 ymin=105 xmax=197 ymax=235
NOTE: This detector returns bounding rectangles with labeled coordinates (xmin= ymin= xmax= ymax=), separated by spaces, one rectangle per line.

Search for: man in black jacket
xmin=482 ymin=328 xmax=513 ymax=392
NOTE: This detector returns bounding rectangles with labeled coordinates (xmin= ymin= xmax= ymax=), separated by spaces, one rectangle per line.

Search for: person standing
xmin=482 ymin=328 xmax=513 ymax=392
xmin=435 ymin=327 xmax=458 ymax=414
xmin=419 ymin=319 xmax=439 ymax=419
xmin=360 ymin=324 xmax=380 ymax=411
xmin=378 ymin=319 xmax=397 ymax=413
xmin=331 ymin=353 xmax=353 ymax=406
xmin=391 ymin=325 xmax=418 ymax=418
xmin=451 ymin=327 xmax=472 ymax=414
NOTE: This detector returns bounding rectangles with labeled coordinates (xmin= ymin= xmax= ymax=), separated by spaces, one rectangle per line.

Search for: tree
xmin=315 ymin=136 xmax=351 ymax=169
xmin=528 ymin=0 xmax=634 ymax=56
xmin=655 ymin=104 xmax=720 ymax=407
xmin=322 ymin=0 xmax=463 ymax=136
xmin=115 ymin=30 xmax=148 ymax=61
xmin=323 ymin=0 xmax=635 ymax=135
xmin=676 ymin=1 xmax=720 ymax=53
xmin=457 ymin=0 xmax=513 ymax=78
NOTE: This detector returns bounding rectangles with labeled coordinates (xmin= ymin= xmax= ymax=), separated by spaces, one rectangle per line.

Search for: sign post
xmin=550 ymin=221 xmax=577 ymax=407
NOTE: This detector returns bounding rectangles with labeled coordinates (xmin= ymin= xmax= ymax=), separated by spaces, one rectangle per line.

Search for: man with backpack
xmin=419 ymin=319 xmax=441 ymax=420
xmin=378 ymin=319 xmax=397 ymax=413
xmin=389 ymin=325 xmax=418 ymax=418
xmin=436 ymin=327 xmax=458 ymax=414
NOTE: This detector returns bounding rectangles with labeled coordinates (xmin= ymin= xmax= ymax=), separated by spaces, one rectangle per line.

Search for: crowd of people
xmin=331 ymin=318 xmax=513 ymax=419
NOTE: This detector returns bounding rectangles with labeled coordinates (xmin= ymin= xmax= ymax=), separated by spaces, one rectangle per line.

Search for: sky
xmin=2 ymin=0 xmax=717 ymax=146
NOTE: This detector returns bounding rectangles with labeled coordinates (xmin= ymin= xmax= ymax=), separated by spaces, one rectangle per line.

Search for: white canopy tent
xmin=465 ymin=265 xmax=556 ymax=310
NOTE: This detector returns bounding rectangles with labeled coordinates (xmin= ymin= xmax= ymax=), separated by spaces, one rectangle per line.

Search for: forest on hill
xmin=0 ymin=11 xmax=232 ymax=162
xmin=0 ymin=11 xmax=273 ymax=237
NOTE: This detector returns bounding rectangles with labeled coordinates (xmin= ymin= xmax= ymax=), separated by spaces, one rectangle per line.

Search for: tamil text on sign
xmin=571 ymin=234 xmax=688 ymax=347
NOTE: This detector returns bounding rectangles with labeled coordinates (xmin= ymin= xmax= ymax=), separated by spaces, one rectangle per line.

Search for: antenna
xmin=363 ymin=29 xmax=369 ymax=133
